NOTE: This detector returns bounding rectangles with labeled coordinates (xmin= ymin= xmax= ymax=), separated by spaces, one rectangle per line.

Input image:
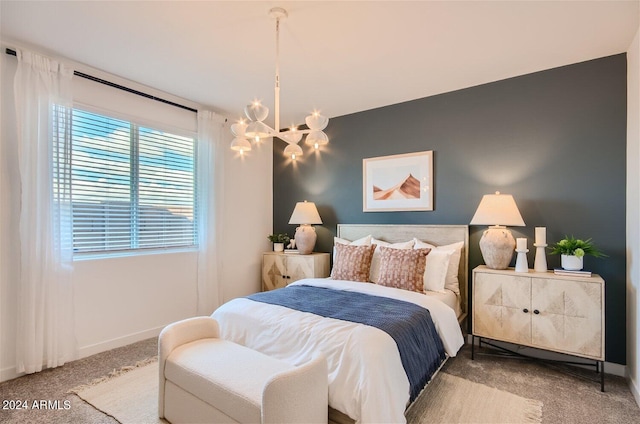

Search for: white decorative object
xmin=561 ymin=254 xmax=584 ymax=271
xmin=470 ymin=192 xmax=525 ymax=269
xmin=273 ymin=243 xmax=284 ymax=252
xmin=230 ymin=7 xmax=329 ymax=159
xmin=516 ymin=238 xmax=527 ymax=251
xmin=289 ymin=201 xmax=323 ymax=254
xmin=515 ymin=248 xmax=529 ymax=273
xmin=535 ymin=227 xmax=546 ymax=245
xmin=534 ymin=243 xmax=548 ymax=272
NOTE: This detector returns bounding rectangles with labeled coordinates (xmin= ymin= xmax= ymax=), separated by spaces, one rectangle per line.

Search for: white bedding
xmin=425 ymin=288 xmax=461 ymax=318
xmin=211 ymin=278 xmax=464 ymax=423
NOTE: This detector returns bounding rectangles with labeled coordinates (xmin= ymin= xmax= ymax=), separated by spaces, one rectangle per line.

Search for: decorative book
xmin=553 ymin=268 xmax=592 ymax=277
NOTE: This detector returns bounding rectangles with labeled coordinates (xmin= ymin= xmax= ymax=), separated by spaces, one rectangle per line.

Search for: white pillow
xmin=370 ymin=238 xmax=415 ymax=283
xmin=334 ymin=235 xmax=372 ymax=246
xmin=414 ymin=239 xmax=464 ymax=294
xmin=333 ymin=235 xmax=372 ymax=262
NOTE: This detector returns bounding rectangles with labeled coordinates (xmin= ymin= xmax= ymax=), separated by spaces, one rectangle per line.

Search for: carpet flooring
xmin=0 ymin=338 xmax=638 ymax=424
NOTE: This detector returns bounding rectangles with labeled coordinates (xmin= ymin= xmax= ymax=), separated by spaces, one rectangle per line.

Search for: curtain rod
xmin=5 ymin=48 xmax=198 ymax=114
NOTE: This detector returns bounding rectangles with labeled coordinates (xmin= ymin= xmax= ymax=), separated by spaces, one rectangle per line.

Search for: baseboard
xmin=466 ymin=334 xmax=626 ymax=377
xmin=1 ymin=325 xmax=164 ymax=383
xmin=628 ymin=372 xmax=640 ymax=408
xmin=78 ymin=325 xmax=164 ymax=359
xmin=1 ymin=365 xmax=20 ymax=383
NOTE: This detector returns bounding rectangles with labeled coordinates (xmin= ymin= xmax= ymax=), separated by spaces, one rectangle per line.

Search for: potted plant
xmin=267 ymin=233 xmax=290 ymax=252
xmin=549 ymin=235 xmax=606 ymax=270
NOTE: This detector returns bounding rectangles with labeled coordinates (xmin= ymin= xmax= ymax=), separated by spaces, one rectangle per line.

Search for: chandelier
xmin=230 ymin=7 xmax=329 ymax=160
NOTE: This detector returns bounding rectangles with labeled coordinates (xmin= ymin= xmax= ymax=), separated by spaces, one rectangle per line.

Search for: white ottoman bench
xmin=158 ymin=316 xmax=328 ymax=424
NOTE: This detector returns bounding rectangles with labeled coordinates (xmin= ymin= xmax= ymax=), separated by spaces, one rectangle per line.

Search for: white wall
xmin=627 ymin=20 xmax=640 ymax=407
xmin=219 ymin=140 xmax=273 ymax=302
xmin=0 ymin=48 xmax=273 ymax=381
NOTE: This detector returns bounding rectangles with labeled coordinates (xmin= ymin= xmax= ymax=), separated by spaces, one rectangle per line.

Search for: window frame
xmin=66 ymin=103 xmax=199 ymax=258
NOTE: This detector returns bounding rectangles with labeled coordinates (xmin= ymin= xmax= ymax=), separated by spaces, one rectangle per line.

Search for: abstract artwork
xmin=363 ymin=151 xmax=433 ymax=212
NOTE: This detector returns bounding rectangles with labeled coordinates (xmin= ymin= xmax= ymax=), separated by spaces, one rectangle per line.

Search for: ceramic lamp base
xmin=294 ymin=225 xmax=317 ymax=255
xmin=479 ymin=226 xmax=516 ymax=270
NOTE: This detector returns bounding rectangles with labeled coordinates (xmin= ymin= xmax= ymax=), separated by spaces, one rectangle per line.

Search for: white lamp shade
xmin=244 ymin=102 xmax=269 ymax=122
xmin=280 ymin=129 xmax=303 ymax=144
xmin=305 ymin=130 xmax=329 ymax=147
xmin=283 ymin=143 xmax=303 ymax=159
xmin=230 ymin=121 xmax=248 ymax=137
xmin=470 ymin=191 xmax=525 ymax=227
xmin=289 ymin=201 xmax=322 ymax=225
xmin=245 ymin=121 xmax=272 ymax=139
xmin=305 ymin=113 xmax=329 ymax=130
xmin=230 ymin=137 xmax=251 ymax=152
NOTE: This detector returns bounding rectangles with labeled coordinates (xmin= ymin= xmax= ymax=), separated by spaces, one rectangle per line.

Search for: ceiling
xmin=1 ymin=1 xmax=638 ymax=128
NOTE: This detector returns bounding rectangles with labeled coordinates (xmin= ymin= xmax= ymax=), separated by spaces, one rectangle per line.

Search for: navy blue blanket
xmin=246 ymin=285 xmax=446 ymax=402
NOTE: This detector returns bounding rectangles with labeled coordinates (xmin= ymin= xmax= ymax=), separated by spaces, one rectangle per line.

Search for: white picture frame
xmin=363 ymin=151 xmax=433 ymax=212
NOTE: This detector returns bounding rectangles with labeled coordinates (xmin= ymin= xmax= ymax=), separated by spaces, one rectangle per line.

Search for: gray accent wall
xmin=273 ymin=54 xmax=627 ymax=365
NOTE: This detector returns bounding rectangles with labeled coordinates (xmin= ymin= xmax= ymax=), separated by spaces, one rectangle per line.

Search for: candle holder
xmin=534 ymin=243 xmax=548 ymax=272
xmin=515 ymin=249 xmax=529 ymax=273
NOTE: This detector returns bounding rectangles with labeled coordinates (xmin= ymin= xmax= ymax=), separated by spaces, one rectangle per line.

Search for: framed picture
xmin=363 ymin=151 xmax=433 ymax=212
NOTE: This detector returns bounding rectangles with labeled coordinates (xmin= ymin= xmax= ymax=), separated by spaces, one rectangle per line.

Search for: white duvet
xmin=211 ymin=278 xmax=464 ymax=423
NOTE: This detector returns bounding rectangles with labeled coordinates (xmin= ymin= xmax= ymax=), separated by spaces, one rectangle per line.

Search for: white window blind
xmin=68 ymin=108 xmax=197 ymax=254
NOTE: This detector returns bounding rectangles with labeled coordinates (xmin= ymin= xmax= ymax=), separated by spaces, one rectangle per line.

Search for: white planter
xmin=273 ymin=243 xmax=285 ymax=252
xmin=561 ymin=254 xmax=583 ymax=271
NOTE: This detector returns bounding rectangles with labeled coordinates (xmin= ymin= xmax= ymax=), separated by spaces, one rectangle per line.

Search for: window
xmin=65 ymin=108 xmax=197 ymax=254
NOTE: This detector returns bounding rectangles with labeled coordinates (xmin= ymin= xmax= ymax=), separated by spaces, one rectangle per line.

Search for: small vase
xmin=561 ymin=254 xmax=583 ymax=271
xmin=273 ymin=243 xmax=284 ymax=252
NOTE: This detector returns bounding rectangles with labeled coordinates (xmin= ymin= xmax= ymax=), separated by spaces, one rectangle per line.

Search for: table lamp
xmin=288 ymin=201 xmax=322 ymax=254
xmin=470 ymin=191 xmax=525 ymax=269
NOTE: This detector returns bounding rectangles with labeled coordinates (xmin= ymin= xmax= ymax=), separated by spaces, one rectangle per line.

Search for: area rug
xmin=406 ymin=372 xmax=543 ymax=423
xmin=72 ymin=358 xmax=542 ymax=424
xmin=70 ymin=357 xmax=164 ymax=424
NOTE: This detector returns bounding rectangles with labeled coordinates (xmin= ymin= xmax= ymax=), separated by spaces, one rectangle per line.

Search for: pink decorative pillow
xmin=377 ymin=247 xmax=431 ymax=293
xmin=331 ymin=243 xmax=377 ymax=282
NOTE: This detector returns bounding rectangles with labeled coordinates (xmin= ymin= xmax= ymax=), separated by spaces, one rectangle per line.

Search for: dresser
xmin=262 ymin=252 xmax=330 ymax=291
xmin=472 ymin=265 xmax=605 ymax=389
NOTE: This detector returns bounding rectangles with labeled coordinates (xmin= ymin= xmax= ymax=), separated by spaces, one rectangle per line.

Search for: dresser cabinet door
xmin=531 ymin=278 xmax=603 ymax=359
xmin=474 ymin=272 xmax=531 ymax=345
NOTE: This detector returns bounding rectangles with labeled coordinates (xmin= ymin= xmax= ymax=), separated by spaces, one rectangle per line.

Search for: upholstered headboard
xmin=337 ymin=224 xmax=469 ymax=320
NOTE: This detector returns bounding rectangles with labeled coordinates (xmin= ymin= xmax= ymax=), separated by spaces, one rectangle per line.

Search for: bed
xmin=212 ymin=224 xmax=468 ymax=423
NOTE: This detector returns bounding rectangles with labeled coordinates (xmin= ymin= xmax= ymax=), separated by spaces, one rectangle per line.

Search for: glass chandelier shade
xmin=230 ymin=137 xmax=252 ymax=154
xmin=305 ymin=130 xmax=329 ymax=149
xmin=231 ymin=7 xmax=328 ymax=159
xmin=283 ymin=143 xmax=303 ymax=160
xmin=245 ymin=120 xmax=272 ymax=140
xmin=244 ymin=102 xmax=269 ymax=122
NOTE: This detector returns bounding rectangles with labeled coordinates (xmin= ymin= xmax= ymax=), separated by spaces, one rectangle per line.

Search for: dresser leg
xmin=600 ymin=361 xmax=605 ymax=392
xmin=471 ymin=335 xmax=475 ymax=360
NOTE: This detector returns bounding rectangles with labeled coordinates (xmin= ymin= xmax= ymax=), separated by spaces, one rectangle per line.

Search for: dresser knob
xmin=534 ymin=309 xmax=540 ymax=315
xmin=523 ymin=308 xmax=529 ymax=313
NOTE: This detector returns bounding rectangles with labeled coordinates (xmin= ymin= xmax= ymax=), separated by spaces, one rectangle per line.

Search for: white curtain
xmin=14 ymin=50 xmax=76 ymax=374
xmin=196 ymin=110 xmax=226 ymax=315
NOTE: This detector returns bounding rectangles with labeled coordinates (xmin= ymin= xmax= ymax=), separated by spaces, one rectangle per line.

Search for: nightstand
xmin=472 ymin=265 xmax=605 ymax=390
xmin=262 ymin=252 xmax=330 ymax=291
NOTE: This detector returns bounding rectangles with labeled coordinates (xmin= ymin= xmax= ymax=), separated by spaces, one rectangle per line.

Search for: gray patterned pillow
xmin=331 ymin=243 xmax=377 ymax=282
xmin=377 ymin=246 xmax=431 ymax=292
